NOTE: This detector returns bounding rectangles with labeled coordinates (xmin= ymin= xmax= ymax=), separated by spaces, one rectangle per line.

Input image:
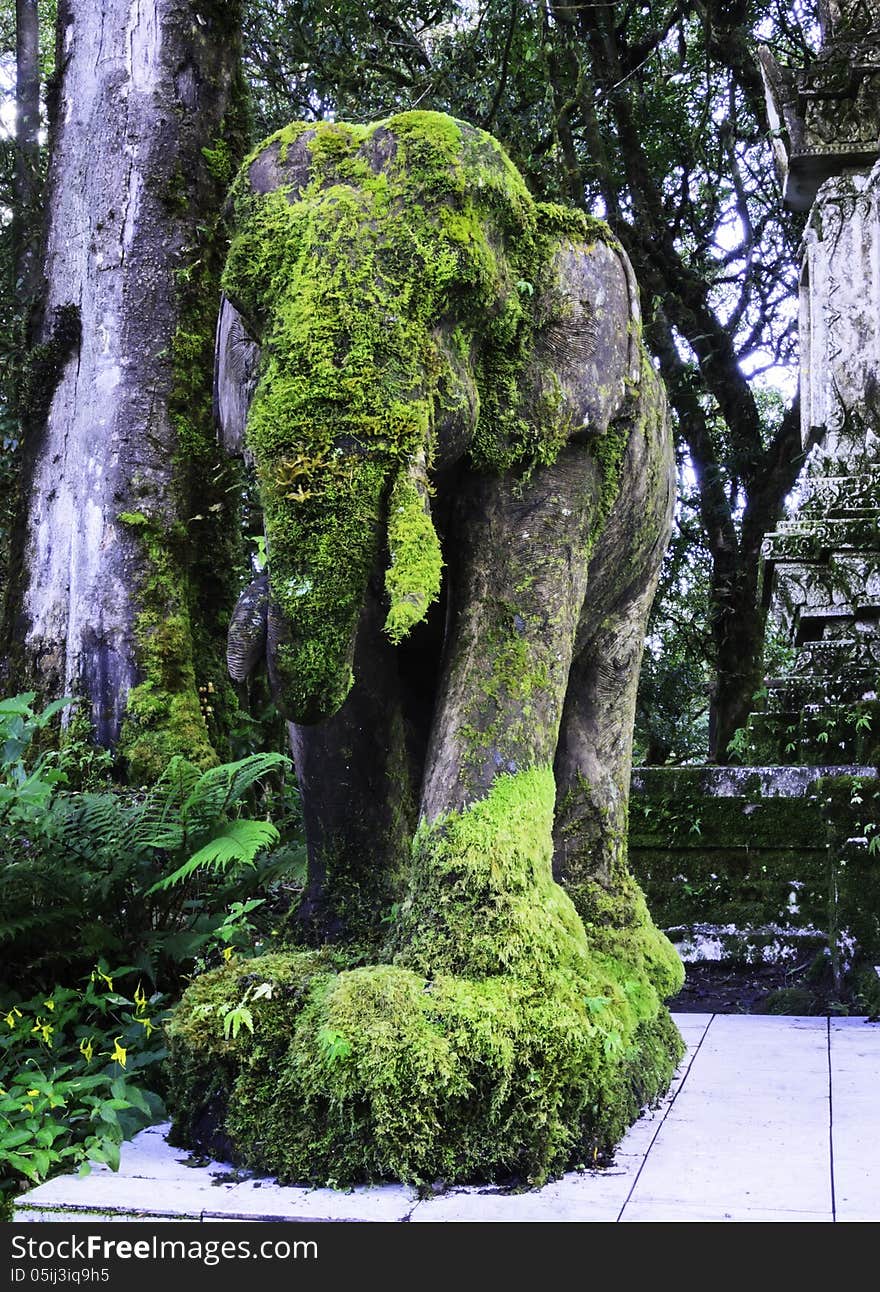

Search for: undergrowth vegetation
xmin=0 ymin=692 xmax=307 ymax=1211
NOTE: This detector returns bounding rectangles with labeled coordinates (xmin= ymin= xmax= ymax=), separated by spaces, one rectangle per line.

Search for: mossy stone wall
xmin=629 ymin=765 xmax=880 ymax=974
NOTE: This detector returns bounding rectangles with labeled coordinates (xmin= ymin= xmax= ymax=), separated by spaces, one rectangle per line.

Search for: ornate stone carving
xmin=748 ymin=19 xmax=879 ymax=764
xmin=759 ymin=4 xmax=880 ymax=209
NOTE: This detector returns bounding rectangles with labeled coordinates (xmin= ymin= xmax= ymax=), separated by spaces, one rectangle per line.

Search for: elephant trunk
xmin=237 ymin=446 xmax=440 ymax=725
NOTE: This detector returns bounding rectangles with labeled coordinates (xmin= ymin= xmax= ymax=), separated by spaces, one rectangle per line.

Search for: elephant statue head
xmin=217 ymin=112 xmax=641 ymax=726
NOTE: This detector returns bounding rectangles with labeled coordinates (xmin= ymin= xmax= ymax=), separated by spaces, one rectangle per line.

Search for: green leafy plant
xmin=0 ymin=967 xmax=169 ymax=1209
xmin=0 ymin=693 xmax=304 ymax=995
xmin=725 ymin=726 xmax=752 ymax=764
xmin=141 ymin=753 xmax=287 ymax=892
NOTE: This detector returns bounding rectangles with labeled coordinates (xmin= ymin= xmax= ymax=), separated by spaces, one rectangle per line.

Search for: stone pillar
xmin=750 ymin=7 xmax=880 ymax=765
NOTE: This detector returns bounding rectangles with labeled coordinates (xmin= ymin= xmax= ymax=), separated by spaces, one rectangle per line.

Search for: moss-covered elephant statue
xmin=167 ymin=111 xmax=685 ymax=1186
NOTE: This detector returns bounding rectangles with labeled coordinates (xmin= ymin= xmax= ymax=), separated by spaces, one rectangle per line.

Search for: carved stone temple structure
xmin=628 ymin=5 xmax=880 ymax=988
xmin=751 ymin=0 xmax=880 ymax=764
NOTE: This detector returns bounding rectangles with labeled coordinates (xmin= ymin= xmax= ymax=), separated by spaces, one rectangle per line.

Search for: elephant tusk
xmin=227 ymin=572 xmax=269 ymax=682
xmin=383 ymin=451 xmax=444 ymax=645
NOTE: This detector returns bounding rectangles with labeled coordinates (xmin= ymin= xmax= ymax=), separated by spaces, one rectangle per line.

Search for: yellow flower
xmin=91 ymin=968 xmax=113 ymax=991
xmin=4 ymin=1007 xmax=21 ymax=1029
xmin=30 ymin=1019 xmax=53 ymax=1044
xmin=136 ymin=1016 xmax=155 ymax=1038
xmin=133 ymin=982 xmax=148 ymax=1013
xmin=43 ymin=1000 xmax=55 ymax=1011
xmin=222 ymin=946 xmax=234 ymax=963
xmin=22 ymin=1101 xmax=33 ymax=1113
xmin=79 ymin=1036 xmax=94 ymax=1063
xmin=110 ymin=1037 xmax=126 ymax=1068
xmin=26 ymin=1088 xmax=40 ymax=1097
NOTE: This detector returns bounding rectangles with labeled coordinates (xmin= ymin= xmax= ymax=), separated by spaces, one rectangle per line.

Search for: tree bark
xmin=6 ymin=0 xmax=244 ymax=772
xmin=14 ymin=0 xmax=41 ymax=314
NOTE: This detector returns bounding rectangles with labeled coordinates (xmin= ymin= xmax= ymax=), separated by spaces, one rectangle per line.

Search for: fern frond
xmin=146 ymin=819 xmax=280 ymax=893
xmin=46 ymin=792 xmax=128 ymax=859
xmin=181 ymin=753 xmax=290 ymax=832
xmin=0 ymin=912 xmax=63 ymax=943
xmin=123 ymin=758 xmax=201 ymax=852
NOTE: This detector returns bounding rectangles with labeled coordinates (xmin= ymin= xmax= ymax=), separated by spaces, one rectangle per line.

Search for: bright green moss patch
xmin=220 ymin=111 xmax=619 ymax=722
xmin=168 ymin=768 xmax=684 ymax=1185
xmin=388 ymin=767 xmax=588 ymax=979
xmin=383 ymin=463 xmax=443 ymax=644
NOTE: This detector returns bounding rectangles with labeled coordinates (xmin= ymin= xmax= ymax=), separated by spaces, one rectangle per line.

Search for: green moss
xmin=388 ymin=768 xmax=587 ymax=978
xmin=117 ymin=510 xmax=217 ymax=783
xmin=221 ymin=110 xmax=611 ymax=720
xmin=383 ymin=463 xmax=443 ymax=644
xmin=201 ymin=138 xmax=235 ymax=187
xmin=536 ymin=201 xmax=616 ymax=246
xmin=168 ymin=768 xmax=684 ymax=1185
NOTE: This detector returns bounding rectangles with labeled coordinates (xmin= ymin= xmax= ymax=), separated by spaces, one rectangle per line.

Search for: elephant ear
xmin=227 ymin=573 xmax=269 ymax=682
xmin=214 ymin=295 xmax=260 ymax=460
xmin=384 ymin=453 xmax=443 ymax=645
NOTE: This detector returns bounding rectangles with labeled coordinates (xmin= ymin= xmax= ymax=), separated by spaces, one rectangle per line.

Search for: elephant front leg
xmin=387 ymin=448 xmax=600 ymax=978
xmin=287 ymin=579 xmax=419 ymax=949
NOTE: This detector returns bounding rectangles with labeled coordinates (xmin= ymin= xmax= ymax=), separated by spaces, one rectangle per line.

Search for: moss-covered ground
xmin=169 ymin=767 xmax=683 ymax=1186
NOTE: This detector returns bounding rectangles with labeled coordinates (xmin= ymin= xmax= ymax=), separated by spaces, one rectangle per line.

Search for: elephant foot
xmin=166 ymin=769 xmax=685 ymax=1186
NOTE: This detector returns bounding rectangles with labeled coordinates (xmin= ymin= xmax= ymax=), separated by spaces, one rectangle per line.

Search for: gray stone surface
xmin=13 ymin=1014 xmax=880 ymax=1223
xmin=750 ymin=1 xmax=880 ymax=767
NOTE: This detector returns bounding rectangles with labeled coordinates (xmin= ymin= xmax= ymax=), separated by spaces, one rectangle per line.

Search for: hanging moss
xmin=383 ymin=462 xmax=443 ymax=645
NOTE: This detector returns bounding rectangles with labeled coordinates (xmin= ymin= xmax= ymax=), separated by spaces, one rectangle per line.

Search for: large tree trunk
xmin=6 ymin=0 xmax=245 ymax=777
xmin=13 ymin=0 xmax=41 ymax=314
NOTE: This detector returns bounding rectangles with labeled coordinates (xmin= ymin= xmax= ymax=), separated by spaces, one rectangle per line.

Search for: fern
xmin=147 ymin=819 xmax=280 ymax=892
xmin=0 ymin=694 xmax=300 ymax=994
xmin=179 ymin=753 xmax=289 ymax=834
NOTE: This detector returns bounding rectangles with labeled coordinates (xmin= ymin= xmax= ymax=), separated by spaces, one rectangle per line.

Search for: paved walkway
xmin=13 ymin=1014 xmax=880 ymax=1223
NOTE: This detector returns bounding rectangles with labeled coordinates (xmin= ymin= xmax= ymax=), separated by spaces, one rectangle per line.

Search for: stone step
xmin=665 ymin=921 xmax=827 ymax=966
xmin=630 ymin=765 xmax=876 ymax=799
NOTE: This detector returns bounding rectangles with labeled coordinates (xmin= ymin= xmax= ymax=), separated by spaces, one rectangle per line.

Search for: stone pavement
xmin=13 ymin=1014 xmax=880 ymax=1223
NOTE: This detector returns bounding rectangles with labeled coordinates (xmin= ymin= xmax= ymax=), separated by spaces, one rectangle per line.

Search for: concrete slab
xmin=13 ymin=1140 xmax=418 ymax=1224
xmin=620 ymin=1200 xmax=833 ymax=1223
xmin=202 ymin=1180 xmax=417 ymax=1223
xmin=830 ymin=1020 xmax=880 ymax=1220
xmin=625 ymin=1128 xmax=832 ymax=1214
xmin=829 ymin=1020 xmax=880 ymax=1073
xmin=15 ymin=1174 xmax=229 ymax=1221
xmin=12 ymin=1014 xmax=880 ymax=1223
xmin=410 ymin=1168 xmax=634 ymax=1223
xmin=85 ymin=1124 xmax=236 ymax=1183
xmin=14 ymin=1211 xmax=192 ymax=1224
